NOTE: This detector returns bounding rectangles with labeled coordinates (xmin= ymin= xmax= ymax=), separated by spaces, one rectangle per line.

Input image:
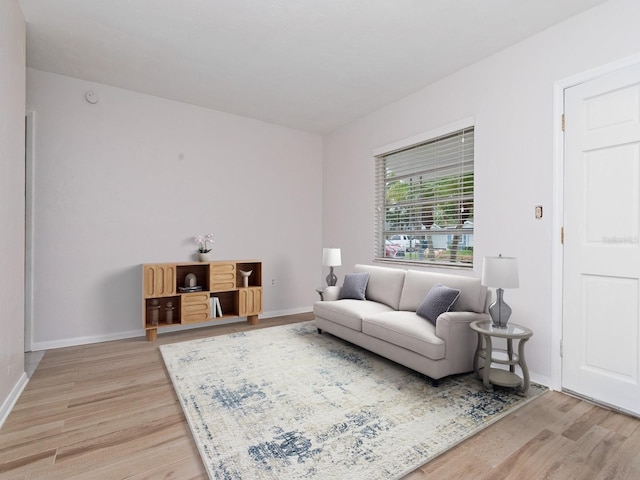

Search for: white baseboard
xmin=30 ymin=307 xmax=314 ymax=351
xmin=31 ymin=329 xmax=142 ymax=351
xmin=260 ymin=306 xmax=313 ymax=319
xmin=0 ymin=372 xmax=28 ymax=429
xmin=530 ymin=372 xmax=551 ymax=389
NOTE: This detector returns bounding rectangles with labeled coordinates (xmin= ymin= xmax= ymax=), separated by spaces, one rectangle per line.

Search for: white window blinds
xmin=374 ymin=126 xmax=474 ymax=266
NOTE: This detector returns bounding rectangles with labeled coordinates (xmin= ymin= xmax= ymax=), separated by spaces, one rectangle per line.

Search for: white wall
xmin=0 ymin=0 xmax=26 ymax=424
xmin=323 ymin=0 xmax=640 ymax=385
xmin=26 ymin=69 xmax=323 ymax=349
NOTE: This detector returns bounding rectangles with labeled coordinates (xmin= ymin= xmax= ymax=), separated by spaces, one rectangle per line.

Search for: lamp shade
xmin=322 ymin=248 xmax=341 ymax=267
xmin=481 ymin=255 xmax=519 ymax=288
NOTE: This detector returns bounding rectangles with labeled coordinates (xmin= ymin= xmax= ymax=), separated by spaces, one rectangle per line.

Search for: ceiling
xmin=18 ymin=0 xmax=607 ymax=134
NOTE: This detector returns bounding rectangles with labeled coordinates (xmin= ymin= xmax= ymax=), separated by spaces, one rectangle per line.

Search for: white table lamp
xmin=481 ymin=254 xmax=519 ymax=328
xmin=322 ymin=248 xmax=342 ymax=287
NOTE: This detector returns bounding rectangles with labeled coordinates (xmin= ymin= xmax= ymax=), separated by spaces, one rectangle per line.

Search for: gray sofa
xmin=314 ymin=264 xmax=491 ymax=382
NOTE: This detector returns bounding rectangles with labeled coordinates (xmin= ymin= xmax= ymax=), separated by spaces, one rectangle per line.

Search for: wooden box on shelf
xmin=181 ymin=292 xmax=210 ymax=324
xmin=240 ymin=288 xmax=262 ymax=318
xmin=141 ymin=259 xmax=263 ymax=341
xmin=143 ymin=264 xmax=176 ymax=297
xmin=210 ymin=262 xmax=236 ymax=291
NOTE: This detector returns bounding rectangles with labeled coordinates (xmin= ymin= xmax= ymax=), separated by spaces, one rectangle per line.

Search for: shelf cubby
xmin=212 ymin=291 xmax=240 ymax=318
xmin=236 ymin=262 xmax=262 ymax=288
xmin=176 ymin=264 xmax=210 ymax=291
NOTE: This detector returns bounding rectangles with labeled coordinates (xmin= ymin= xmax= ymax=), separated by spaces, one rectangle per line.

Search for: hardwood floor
xmin=1 ymin=313 xmax=639 ymax=479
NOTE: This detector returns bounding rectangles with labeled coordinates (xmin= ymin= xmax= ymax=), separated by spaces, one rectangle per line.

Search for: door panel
xmin=584 ymin=145 xmax=640 ymax=246
xmin=583 ymin=275 xmax=638 ymax=380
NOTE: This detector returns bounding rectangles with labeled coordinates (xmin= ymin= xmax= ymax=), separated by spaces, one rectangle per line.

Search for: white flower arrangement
xmin=195 ymin=233 xmax=215 ymax=253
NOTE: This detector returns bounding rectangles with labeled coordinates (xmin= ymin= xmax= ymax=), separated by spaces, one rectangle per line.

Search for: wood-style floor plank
xmin=1 ymin=312 xmax=639 ymax=479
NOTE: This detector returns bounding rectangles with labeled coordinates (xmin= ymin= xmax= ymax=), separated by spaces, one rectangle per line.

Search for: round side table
xmin=469 ymin=320 xmax=533 ymax=395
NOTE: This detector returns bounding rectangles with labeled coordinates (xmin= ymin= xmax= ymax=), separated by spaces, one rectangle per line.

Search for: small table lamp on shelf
xmin=322 ymin=247 xmax=342 ymax=287
xmin=481 ymin=254 xmax=519 ymax=328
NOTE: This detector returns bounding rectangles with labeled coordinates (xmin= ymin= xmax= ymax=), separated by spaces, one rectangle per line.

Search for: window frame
xmin=373 ymin=118 xmax=475 ymax=268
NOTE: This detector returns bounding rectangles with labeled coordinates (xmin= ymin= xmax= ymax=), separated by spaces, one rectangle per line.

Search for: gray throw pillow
xmin=416 ymin=283 xmax=461 ymax=325
xmin=338 ymin=272 xmax=370 ymax=300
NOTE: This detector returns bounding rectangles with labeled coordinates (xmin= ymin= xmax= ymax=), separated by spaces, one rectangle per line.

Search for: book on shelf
xmin=210 ymin=296 xmax=223 ymax=317
xmin=179 ymin=285 xmax=203 ymax=293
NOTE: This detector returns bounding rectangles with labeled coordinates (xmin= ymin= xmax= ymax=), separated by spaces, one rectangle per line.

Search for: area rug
xmin=160 ymin=321 xmax=546 ymax=480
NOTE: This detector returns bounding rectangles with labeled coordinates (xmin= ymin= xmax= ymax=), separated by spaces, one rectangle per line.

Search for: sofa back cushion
xmin=354 ymin=264 xmax=406 ymax=310
xmin=399 ymin=270 xmax=488 ymax=313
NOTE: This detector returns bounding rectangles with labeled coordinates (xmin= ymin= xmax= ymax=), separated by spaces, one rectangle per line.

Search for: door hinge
xmin=561 ymin=227 xmax=564 ymax=244
xmin=560 ymin=339 xmax=563 ymax=358
xmin=562 ymin=113 xmax=565 ymax=132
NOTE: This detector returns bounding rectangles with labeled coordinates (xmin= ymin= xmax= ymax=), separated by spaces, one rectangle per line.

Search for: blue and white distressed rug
xmin=160 ymin=321 xmax=546 ymax=479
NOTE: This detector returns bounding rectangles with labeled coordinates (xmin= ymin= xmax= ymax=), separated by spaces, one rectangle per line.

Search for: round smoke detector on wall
xmin=85 ymin=91 xmax=99 ymax=104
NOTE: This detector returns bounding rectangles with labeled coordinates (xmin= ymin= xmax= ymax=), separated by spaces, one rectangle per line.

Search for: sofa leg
xmin=317 ymin=328 xmax=323 ymax=334
xmin=431 ymin=378 xmax=440 ymax=388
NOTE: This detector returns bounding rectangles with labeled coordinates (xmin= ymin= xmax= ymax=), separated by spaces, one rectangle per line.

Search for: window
xmin=374 ymin=123 xmax=474 ymax=267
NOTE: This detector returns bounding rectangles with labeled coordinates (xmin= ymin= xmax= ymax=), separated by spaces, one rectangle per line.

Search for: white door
xmin=563 ymin=62 xmax=640 ymax=416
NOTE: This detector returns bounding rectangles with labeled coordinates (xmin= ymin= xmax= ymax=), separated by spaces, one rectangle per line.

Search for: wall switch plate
xmin=535 ymin=205 xmax=543 ymax=219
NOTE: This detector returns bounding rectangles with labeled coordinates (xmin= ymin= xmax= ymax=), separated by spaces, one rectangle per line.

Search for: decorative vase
xmin=164 ymin=301 xmax=174 ymax=324
xmin=198 ymin=252 xmax=212 ymax=262
xmin=239 ymin=270 xmax=252 ymax=288
xmin=149 ymin=299 xmax=160 ymax=326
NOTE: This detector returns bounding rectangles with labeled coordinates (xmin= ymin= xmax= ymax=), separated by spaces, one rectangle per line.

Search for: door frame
xmin=551 ymin=53 xmax=640 ymax=391
xmin=24 ymin=110 xmax=35 ymax=353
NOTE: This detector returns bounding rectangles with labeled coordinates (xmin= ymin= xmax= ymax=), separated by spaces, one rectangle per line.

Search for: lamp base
xmin=326 ymin=266 xmax=337 ymax=287
xmin=489 ymin=288 xmax=512 ymax=328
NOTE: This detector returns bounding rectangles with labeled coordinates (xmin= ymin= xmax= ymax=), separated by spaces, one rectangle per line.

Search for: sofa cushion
xmin=338 ymin=272 xmax=370 ymax=300
xmin=416 ymin=283 xmax=460 ymax=325
xmin=354 ymin=264 xmax=405 ymax=310
xmin=313 ymin=300 xmax=395 ymax=332
xmin=399 ymin=269 xmax=487 ymax=313
xmin=362 ymin=311 xmax=445 ymax=360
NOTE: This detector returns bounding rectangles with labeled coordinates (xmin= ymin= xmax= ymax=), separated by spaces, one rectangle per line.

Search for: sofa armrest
xmin=322 ymin=286 xmax=341 ymax=301
xmin=436 ymin=311 xmax=491 ymax=370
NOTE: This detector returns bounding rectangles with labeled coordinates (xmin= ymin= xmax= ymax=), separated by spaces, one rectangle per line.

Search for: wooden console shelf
xmin=142 ymin=260 xmax=262 ymax=341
